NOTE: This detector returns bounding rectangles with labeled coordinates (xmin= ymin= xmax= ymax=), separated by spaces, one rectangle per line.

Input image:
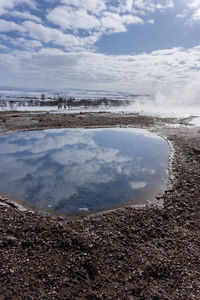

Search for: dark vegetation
xmin=0 ymin=94 xmax=131 ymax=110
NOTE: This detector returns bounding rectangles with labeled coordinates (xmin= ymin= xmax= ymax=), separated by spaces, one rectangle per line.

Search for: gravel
xmin=0 ymin=112 xmax=200 ymax=299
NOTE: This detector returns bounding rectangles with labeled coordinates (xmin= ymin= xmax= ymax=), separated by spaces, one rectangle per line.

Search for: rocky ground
xmin=0 ymin=111 xmax=200 ymax=299
xmin=0 ymin=111 xmax=184 ymax=133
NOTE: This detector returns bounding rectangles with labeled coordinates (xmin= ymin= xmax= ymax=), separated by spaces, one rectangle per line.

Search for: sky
xmin=0 ymin=0 xmax=200 ymax=95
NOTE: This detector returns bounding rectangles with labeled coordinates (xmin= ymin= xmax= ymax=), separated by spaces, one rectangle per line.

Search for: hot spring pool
xmin=0 ymin=128 xmax=170 ymax=213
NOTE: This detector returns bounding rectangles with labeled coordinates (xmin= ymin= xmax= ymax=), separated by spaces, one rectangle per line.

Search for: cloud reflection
xmin=0 ymin=128 xmax=169 ymax=212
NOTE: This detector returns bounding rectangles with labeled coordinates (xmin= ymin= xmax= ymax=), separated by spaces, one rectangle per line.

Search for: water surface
xmin=0 ymin=128 xmax=170 ymax=213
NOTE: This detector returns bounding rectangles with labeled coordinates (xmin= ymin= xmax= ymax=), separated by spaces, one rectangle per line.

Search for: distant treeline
xmin=0 ymin=94 xmax=131 ymax=108
xmin=38 ymin=96 xmax=131 ymax=108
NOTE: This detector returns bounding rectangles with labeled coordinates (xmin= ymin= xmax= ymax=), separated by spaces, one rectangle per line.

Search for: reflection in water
xmin=0 ymin=128 xmax=170 ymax=213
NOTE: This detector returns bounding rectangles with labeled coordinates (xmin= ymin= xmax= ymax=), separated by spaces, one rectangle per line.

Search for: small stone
xmin=4 ymin=235 xmax=17 ymax=245
xmin=192 ymin=146 xmax=200 ymax=154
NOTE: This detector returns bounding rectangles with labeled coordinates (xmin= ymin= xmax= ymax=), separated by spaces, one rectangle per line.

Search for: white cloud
xmin=186 ymin=0 xmax=200 ymax=23
xmin=101 ymin=12 xmax=143 ymax=32
xmin=191 ymin=8 xmax=200 ymax=21
xmin=0 ymin=0 xmax=37 ymax=15
xmin=146 ymin=19 xmax=155 ymax=24
xmin=0 ymin=34 xmax=42 ymax=50
xmin=166 ymin=0 xmax=174 ymax=9
xmin=176 ymin=13 xmax=186 ymax=19
xmin=0 ymin=46 xmax=199 ymax=94
xmin=128 ymin=0 xmax=174 ymax=13
xmin=188 ymin=0 xmax=200 ymax=9
xmin=0 ymin=0 xmax=198 ymax=98
xmin=12 ymin=37 xmax=42 ymax=49
xmin=10 ymin=15 xmax=142 ymax=51
xmin=45 ymin=0 xmax=174 ymax=49
xmin=0 ymin=20 xmax=25 ymax=33
xmin=47 ymin=4 xmax=144 ymax=38
xmin=20 ymin=21 xmax=104 ymax=51
xmin=22 ymin=21 xmax=84 ymax=49
xmin=47 ymin=6 xmax=100 ymax=31
xmin=0 ymin=1 xmax=15 ymax=15
xmin=8 ymin=11 xmax=41 ymax=23
xmin=18 ymin=0 xmax=37 ymax=10
xmin=61 ymin=0 xmax=106 ymax=14
xmin=129 ymin=181 xmax=147 ymax=189
xmin=0 ymin=0 xmax=199 ymax=119
xmin=175 ymin=1 xmax=200 ymax=24
xmin=59 ymin=0 xmax=174 ymax=16
xmin=124 ymin=0 xmax=134 ymax=12
xmin=134 ymin=0 xmax=150 ymax=10
xmin=0 ymin=0 xmax=177 ymax=52
xmin=0 ymin=44 xmax=8 ymax=50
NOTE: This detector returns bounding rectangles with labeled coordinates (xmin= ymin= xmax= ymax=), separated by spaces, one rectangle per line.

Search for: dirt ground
xmin=0 ymin=111 xmax=200 ymax=299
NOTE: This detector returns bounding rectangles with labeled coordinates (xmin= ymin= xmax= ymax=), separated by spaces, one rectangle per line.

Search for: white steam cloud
xmin=128 ymin=79 xmax=200 ymax=118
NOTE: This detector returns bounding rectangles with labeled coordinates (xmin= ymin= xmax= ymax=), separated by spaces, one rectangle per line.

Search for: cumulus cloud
xmin=18 ymin=0 xmax=37 ymax=10
xmin=184 ymin=0 xmax=200 ymax=23
xmin=175 ymin=1 xmax=200 ymax=23
xmin=0 ymin=0 xmax=176 ymax=53
xmin=191 ymin=8 xmax=200 ymax=21
xmin=45 ymin=0 xmax=173 ymax=49
xmin=47 ymin=2 xmax=144 ymax=41
xmin=22 ymin=21 xmax=84 ymax=49
xmin=0 ymin=0 xmax=199 ymax=106
xmin=0 ymin=1 xmax=15 ymax=15
xmin=0 ymin=20 xmax=25 ymax=33
xmin=47 ymin=6 xmax=100 ymax=31
xmin=101 ymin=12 xmax=143 ymax=32
xmin=0 ymin=45 xmax=199 ymax=94
xmin=7 ymin=11 xmax=41 ymax=23
xmin=0 ymin=44 xmax=8 ymax=50
xmin=109 ymin=0 xmax=173 ymax=15
xmin=146 ymin=19 xmax=155 ymax=24
xmin=188 ymin=0 xmax=200 ymax=9
xmin=129 ymin=0 xmax=174 ymax=12
xmin=0 ymin=0 xmax=37 ymax=15
xmin=176 ymin=13 xmax=187 ymax=19
xmin=61 ymin=0 xmax=106 ymax=14
xmin=11 ymin=37 xmax=42 ymax=49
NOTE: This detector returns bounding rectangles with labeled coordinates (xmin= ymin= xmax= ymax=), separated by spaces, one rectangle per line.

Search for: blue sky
xmin=0 ymin=0 xmax=200 ymax=94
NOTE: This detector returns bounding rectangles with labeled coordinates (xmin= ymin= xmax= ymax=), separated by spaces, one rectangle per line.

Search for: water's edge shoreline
xmin=1 ymin=111 xmax=200 ymax=299
xmin=0 ymin=111 xmax=180 ymax=218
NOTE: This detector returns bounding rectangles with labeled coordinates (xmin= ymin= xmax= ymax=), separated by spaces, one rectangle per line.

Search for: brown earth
xmin=0 ymin=111 xmax=200 ymax=299
xmin=0 ymin=111 xmax=184 ymax=133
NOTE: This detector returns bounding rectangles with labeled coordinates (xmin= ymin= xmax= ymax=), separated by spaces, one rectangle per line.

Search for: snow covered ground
xmin=0 ymin=88 xmax=200 ymax=126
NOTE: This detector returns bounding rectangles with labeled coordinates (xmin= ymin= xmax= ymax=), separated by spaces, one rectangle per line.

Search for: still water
xmin=0 ymin=128 xmax=170 ymax=213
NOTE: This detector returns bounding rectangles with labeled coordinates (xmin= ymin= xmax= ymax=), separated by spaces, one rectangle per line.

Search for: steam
xmin=0 ymin=79 xmax=200 ymax=121
xmin=128 ymin=79 xmax=200 ymax=118
xmin=155 ymin=80 xmax=200 ymax=112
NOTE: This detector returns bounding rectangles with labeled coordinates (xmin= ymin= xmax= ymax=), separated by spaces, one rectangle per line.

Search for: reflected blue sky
xmin=0 ymin=128 xmax=170 ymax=213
